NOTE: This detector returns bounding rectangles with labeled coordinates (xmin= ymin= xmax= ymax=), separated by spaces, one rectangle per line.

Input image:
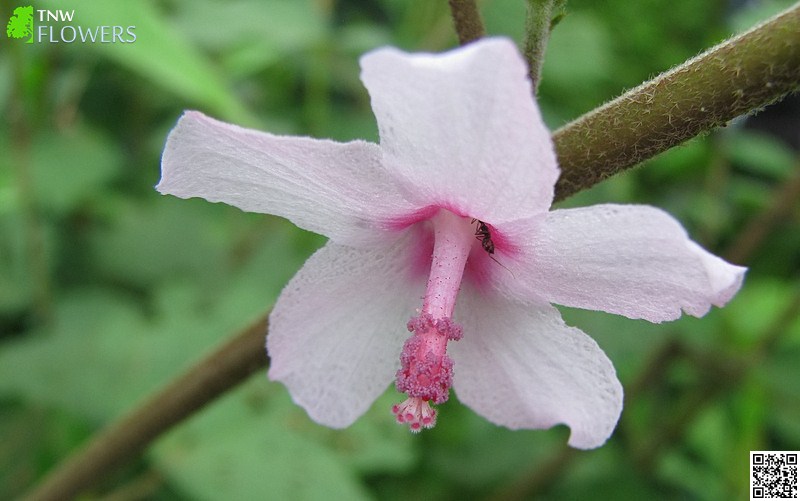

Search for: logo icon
xmin=7 ymin=5 xmax=34 ymax=44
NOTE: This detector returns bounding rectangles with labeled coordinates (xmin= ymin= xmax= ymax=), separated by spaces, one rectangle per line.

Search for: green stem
xmin=447 ymin=0 xmax=485 ymax=45
xmin=524 ymin=0 xmax=566 ymax=93
xmin=552 ymin=2 xmax=800 ymax=202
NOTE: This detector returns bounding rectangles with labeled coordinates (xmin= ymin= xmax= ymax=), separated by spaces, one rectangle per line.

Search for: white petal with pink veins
xmin=360 ymin=38 xmax=559 ymax=223
xmin=450 ymin=287 xmax=623 ymax=449
xmin=159 ymin=111 xmax=417 ymax=247
xmin=506 ymin=204 xmax=746 ymax=323
xmin=267 ymin=232 xmax=425 ymax=428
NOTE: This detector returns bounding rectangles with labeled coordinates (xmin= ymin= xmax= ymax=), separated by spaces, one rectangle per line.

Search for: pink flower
xmin=157 ymin=38 xmax=745 ymax=449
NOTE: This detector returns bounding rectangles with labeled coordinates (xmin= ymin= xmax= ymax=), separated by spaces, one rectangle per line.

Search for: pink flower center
xmin=393 ymin=210 xmax=475 ymax=432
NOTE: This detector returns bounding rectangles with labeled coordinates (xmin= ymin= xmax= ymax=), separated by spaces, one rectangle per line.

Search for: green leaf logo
xmin=7 ymin=5 xmax=34 ymax=44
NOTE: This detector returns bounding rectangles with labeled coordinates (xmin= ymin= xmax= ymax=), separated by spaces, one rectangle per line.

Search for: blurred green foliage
xmin=1 ymin=0 xmax=798 ymax=499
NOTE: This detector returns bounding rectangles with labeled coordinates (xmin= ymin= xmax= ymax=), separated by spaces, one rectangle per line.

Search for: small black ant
xmin=471 ymin=219 xmax=514 ymax=276
xmin=472 ymin=219 xmax=495 ymax=254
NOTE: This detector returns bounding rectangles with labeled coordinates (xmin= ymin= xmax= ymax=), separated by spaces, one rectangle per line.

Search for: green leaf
xmin=0 ymin=214 xmax=314 ymax=418
xmin=756 ymin=346 xmax=800 ymax=450
xmin=0 ymin=290 xmax=153 ymax=419
xmin=173 ymin=0 xmax=327 ymax=79
xmin=88 ymin=197 xmax=230 ymax=289
xmin=724 ymin=130 xmax=796 ymax=180
xmin=0 ymin=58 xmax=11 ymax=114
xmin=722 ymin=279 xmax=800 ymax=348
xmin=28 ymin=126 xmax=122 ymax=214
xmin=38 ymin=0 xmax=257 ymax=125
xmin=0 ymin=402 xmax=93 ymax=500
xmin=552 ymin=447 xmax=662 ymax=500
xmin=539 ymin=13 xmax=613 ymax=111
xmin=659 ymin=449 xmax=725 ymax=500
xmin=0 ymin=213 xmax=35 ymax=314
xmin=154 ymin=381 xmax=373 ymax=501
xmin=277 ymin=389 xmax=416 ymax=476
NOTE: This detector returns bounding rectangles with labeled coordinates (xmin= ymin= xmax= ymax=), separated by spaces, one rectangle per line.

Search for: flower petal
xmin=267 ymin=233 xmax=425 ymax=428
xmin=450 ymin=289 xmax=623 ymax=449
xmin=508 ymin=204 xmax=746 ymax=323
xmin=360 ymin=38 xmax=558 ymax=223
xmin=158 ymin=111 xmax=416 ymax=246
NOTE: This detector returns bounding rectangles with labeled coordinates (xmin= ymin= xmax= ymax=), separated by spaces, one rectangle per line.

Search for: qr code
xmin=751 ymin=451 xmax=799 ymax=500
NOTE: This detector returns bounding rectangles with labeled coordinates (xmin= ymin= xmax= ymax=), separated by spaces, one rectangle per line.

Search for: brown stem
xmin=552 ymin=3 xmax=800 ymax=202
xmin=22 ymin=316 xmax=269 ymax=501
xmin=97 ymin=471 xmax=164 ymax=501
xmin=448 ymin=0 xmax=485 ymax=45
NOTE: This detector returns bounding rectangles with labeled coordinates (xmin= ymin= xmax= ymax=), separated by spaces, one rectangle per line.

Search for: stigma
xmin=392 ymin=397 xmax=437 ymax=432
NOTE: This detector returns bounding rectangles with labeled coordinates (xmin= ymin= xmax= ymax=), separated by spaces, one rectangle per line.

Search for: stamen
xmin=392 ymin=210 xmax=474 ymax=433
xmin=396 ymin=313 xmax=459 ymax=403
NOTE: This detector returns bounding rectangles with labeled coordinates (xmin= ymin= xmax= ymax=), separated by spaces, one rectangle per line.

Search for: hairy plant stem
xmin=447 ymin=0 xmax=485 ymax=45
xmin=524 ymin=0 xmax=566 ymax=93
xmin=552 ymin=2 xmax=800 ymax=202
xmin=22 ymin=4 xmax=800 ymax=500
